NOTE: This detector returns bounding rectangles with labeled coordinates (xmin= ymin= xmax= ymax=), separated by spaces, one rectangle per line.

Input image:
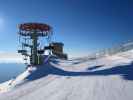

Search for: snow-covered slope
xmin=0 ymin=50 xmax=133 ymax=100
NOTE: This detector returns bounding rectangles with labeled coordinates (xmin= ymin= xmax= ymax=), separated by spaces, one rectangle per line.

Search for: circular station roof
xmin=19 ymin=23 xmax=51 ymax=32
xmin=19 ymin=23 xmax=52 ymax=36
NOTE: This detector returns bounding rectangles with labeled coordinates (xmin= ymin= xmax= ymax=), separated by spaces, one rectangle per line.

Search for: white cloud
xmin=0 ymin=52 xmax=24 ymax=63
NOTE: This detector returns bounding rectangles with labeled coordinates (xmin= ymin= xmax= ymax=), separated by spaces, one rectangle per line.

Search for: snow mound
xmin=0 ymin=50 xmax=133 ymax=100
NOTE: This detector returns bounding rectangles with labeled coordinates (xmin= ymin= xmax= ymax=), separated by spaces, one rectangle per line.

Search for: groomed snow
xmin=0 ymin=50 xmax=133 ymax=100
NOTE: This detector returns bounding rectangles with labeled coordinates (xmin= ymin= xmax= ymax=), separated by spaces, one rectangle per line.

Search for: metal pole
xmin=31 ymin=31 xmax=38 ymax=65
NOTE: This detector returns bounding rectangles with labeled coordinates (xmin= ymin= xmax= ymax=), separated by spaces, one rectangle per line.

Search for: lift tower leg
xmin=31 ymin=31 xmax=38 ymax=65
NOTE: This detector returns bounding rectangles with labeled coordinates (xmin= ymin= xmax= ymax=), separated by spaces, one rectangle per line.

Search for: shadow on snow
xmin=26 ymin=62 xmax=133 ymax=81
xmin=87 ymin=65 xmax=104 ymax=70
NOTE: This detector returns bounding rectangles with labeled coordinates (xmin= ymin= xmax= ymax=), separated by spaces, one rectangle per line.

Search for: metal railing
xmin=88 ymin=41 xmax=133 ymax=59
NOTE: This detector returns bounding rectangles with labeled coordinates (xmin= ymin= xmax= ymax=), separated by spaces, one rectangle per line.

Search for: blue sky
xmin=0 ymin=0 xmax=131 ymax=57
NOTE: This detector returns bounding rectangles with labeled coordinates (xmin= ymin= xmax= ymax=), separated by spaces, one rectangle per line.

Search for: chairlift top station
xmin=18 ymin=23 xmax=67 ymax=65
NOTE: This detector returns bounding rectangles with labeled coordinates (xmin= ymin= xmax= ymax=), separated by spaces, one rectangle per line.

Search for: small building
xmin=50 ymin=42 xmax=68 ymax=59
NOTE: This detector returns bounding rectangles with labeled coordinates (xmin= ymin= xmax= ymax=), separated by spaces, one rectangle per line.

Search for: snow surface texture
xmin=0 ymin=50 xmax=133 ymax=100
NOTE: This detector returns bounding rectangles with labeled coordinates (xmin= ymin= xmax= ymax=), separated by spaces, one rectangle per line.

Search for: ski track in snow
xmin=0 ymin=50 xmax=133 ymax=100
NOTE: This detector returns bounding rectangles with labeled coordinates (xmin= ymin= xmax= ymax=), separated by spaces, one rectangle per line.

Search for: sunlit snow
xmin=0 ymin=50 xmax=133 ymax=100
